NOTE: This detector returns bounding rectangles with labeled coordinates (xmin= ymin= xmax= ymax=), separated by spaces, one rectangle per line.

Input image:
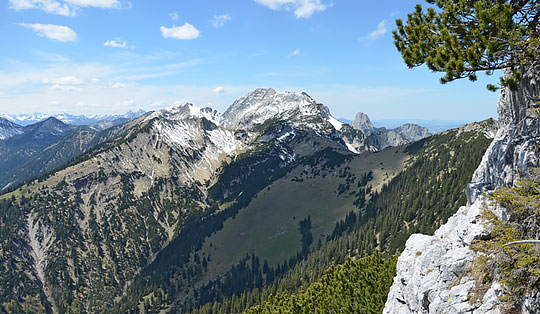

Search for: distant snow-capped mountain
xmin=221 ymin=88 xmax=342 ymax=134
xmin=0 ymin=118 xmax=24 ymax=140
xmin=1 ymin=110 xmax=146 ymax=127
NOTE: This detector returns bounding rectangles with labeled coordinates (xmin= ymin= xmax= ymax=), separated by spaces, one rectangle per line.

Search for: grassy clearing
xmin=198 ymin=146 xmax=408 ymax=285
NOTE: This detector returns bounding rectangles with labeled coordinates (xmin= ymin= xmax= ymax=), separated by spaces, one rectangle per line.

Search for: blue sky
xmin=0 ymin=0 xmax=500 ymax=121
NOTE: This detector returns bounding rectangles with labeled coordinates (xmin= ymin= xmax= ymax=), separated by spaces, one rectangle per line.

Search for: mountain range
xmin=0 ymin=87 xmax=494 ymax=313
xmin=0 ymin=109 xmax=145 ymax=128
xmin=0 ymin=89 xmax=431 ymax=192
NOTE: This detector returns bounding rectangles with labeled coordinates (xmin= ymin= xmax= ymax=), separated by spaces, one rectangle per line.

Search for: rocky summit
xmin=351 ymin=112 xmax=431 ymax=150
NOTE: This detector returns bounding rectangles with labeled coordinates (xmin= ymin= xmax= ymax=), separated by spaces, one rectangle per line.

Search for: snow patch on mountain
xmin=207 ymin=128 xmax=243 ymax=155
xmin=327 ymin=116 xmax=343 ymax=131
xmin=150 ymin=104 xmax=243 ymax=164
xmin=221 ymin=88 xmax=335 ymax=133
xmin=148 ymin=102 xmax=222 ymax=126
xmin=0 ymin=118 xmax=24 ymax=140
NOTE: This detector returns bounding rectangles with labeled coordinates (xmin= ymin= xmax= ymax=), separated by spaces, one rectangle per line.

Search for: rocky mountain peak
xmin=26 ymin=117 xmax=75 ymax=137
xmin=149 ymin=102 xmax=223 ymax=126
xmin=0 ymin=117 xmax=24 ymax=140
xmin=352 ymin=112 xmax=375 ymax=136
xmin=350 ymin=112 xmax=430 ymax=150
xmin=221 ymin=88 xmax=328 ymax=131
xmin=393 ymin=123 xmax=430 ymax=142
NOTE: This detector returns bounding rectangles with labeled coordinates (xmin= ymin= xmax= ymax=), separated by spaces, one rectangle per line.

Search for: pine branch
xmin=502 ymin=240 xmax=540 ymax=246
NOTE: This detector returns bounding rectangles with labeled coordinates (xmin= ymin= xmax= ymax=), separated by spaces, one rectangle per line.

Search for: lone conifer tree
xmin=394 ymin=0 xmax=540 ymax=90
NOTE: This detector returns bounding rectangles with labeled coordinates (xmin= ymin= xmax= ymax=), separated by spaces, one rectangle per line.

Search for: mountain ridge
xmin=0 ymin=118 xmax=24 ymax=140
xmin=351 ymin=111 xmax=431 ymax=150
xmin=0 ymin=109 xmax=146 ymax=128
xmin=0 ymin=87 xmax=472 ymax=313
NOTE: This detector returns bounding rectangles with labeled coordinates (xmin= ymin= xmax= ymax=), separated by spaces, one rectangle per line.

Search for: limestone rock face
xmin=383 ymin=68 xmax=540 ymax=314
xmin=394 ymin=123 xmax=430 ymax=143
xmin=351 ymin=112 xmax=430 ymax=150
xmin=352 ymin=112 xmax=375 ymax=136
xmin=370 ymin=130 xmax=409 ymax=150
xmin=383 ymin=200 xmax=504 ymax=314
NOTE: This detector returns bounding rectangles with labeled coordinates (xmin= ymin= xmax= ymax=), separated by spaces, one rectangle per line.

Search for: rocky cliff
xmin=352 ymin=112 xmax=375 ymax=136
xmin=383 ymin=68 xmax=540 ymax=313
xmin=351 ymin=112 xmax=430 ymax=150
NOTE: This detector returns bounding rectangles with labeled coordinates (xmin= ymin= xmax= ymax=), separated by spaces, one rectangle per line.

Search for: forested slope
xmin=185 ymin=120 xmax=494 ymax=314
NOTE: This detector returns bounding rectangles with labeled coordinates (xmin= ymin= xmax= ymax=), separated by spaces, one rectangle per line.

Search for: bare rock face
xmin=371 ymin=130 xmax=409 ymax=150
xmin=351 ymin=112 xmax=430 ymax=150
xmin=352 ymin=112 xmax=375 ymax=136
xmin=383 ymin=67 xmax=540 ymax=314
xmin=394 ymin=123 xmax=430 ymax=143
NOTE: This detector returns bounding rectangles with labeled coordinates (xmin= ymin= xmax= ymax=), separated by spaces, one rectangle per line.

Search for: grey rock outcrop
xmin=383 ymin=68 xmax=540 ymax=313
xmin=369 ymin=130 xmax=409 ymax=150
xmin=352 ymin=112 xmax=375 ymax=136
xmin=395 ymin=123 xmax=431 ymax=142
xmin=351 ymin=112 xmax=430 ymax=150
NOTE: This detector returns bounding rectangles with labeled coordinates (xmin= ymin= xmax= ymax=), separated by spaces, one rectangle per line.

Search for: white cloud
xmin=63 ymin=0 xmax=119 ymax=8
xmin=169 ymin=12 xmax=179 ymax=21
xmin=160 ymin=23 xmax=200 ymax=40
xmin=210 ymin=14 xmax=231 ymax=28
xmin=50 ymin=84 xmax=81 ymax=91
xmin=9 ymin=0 xmax=75 ymax=16
xmin=254 ymin=0 xmax=330 ymax=19
xmin=18 ymin=23 xmax=77 ymax=42
xmin=42 ymin=76 xmax=86 ymax=85
xmin=291 ymin=49 xmax=300 ymax=56
xmin=40 ymin=75 xmax=130 ymax=91
xmin=9 ymin=0 xmax=122 ymax=16
xmin=43 ymin=76 xmax=85 ymax=91
xmin=111 ymin=82 xmax=128 ymax=88
xmin=117 ymin=99 xmax=135 ymax=107
xmin=359 ymin=20 xmax=388 ymax=41
xmin=104 ymin=38 xmax=126 ymax=48
xmin=213 ymin=86 xmax=225 ymax=93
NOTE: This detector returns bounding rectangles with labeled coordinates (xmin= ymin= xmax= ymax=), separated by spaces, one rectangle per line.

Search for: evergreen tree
xmin=394 ymin=0 xmax=540 ymax=90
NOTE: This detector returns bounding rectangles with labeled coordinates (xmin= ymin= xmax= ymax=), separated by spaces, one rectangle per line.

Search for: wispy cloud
xmin=9 ymin=0 xmax=123 ymax=16
xmin=104 ymin=38 xmax=134 ymax=49
xmin=63 ymin=0 xmax=119 ymax=8
xmin=213 ymin=86 xmax=225 ymax=93
xmin=168 ymin=12 xmax=179 ymax=21
xmin=18 ymin=23 xmax=77 ymax=42
xmin=42 ymin=76 xmax=86 ymax=85
xmin=104 ymin=38 xmax=126 ymax=48
xmin=160 ymin=23 xmax=200 ymax=40
xmin=0 ymin=52 xmax=218 ymax=115
xmin=40 ymin=75 xmax=128 ymax=91
xmin=9 ymin=0 xmax=75 ymax=16
xmin=210 ymin=14 xmax=231 ymax=28
xmin=290 ymin=49 xmax=300 ymax=57
xmin=254 ymin=0 xmax=331 ymax=19
xmin=358 ymin=20 xmax=387 ymax=41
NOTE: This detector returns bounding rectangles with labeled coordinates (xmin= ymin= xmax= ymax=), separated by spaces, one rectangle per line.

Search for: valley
xmin=0 ymin=88 xmax=491 ymax=313
xmin=3 ymin=1 xmax=540 ymax=312
xmin=199 ymin=146 xmax=407 ymax=278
